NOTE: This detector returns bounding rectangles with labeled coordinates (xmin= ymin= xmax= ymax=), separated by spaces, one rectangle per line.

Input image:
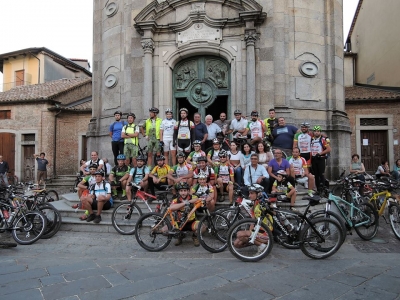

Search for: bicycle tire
xmin=135 ymin=212 xmax=172 ymax=251
xmin=197 ymin=212 xmax=229 ymax=253
xmin=38 ymin=204 xmax=62 ymax=239
xmin=389 ymin=203 xmax=400 ymax=240
xmin=353 ymin=202 xmax=379 ymax=240
xmin=12 ymin=211 xmax=47 ymax=245
xmin=45 ymin=190 xmax=59 ymax=202
xmin=300 ymin=217 xmax=343 ymax=259
xmin=227 ymin=218 xmax=273 ymax=262
xmin=215 ymin=207 xmax=246 ymax=226
xmin=308 ymin=210 xmax=347 ymax=245
xmin=111 ymin=201 xmax=142 ymax=235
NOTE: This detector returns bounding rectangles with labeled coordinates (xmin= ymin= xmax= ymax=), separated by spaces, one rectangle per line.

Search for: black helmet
xmin=179 ymin=108 xmax=188 ymax=113
xmin=89 ymin=164 xmax=98 ymax=169
xmin=149 ymin=107 xmax=159 ymax=114
xmin=94 ymin=170 xmax=104 ymax=177
xmin=176 ymin=182 xmax=190 ymax=190
xmin=251 ymin=110 xmax=259 ymax=116
xmin=156 ymin=155 xmax=165 ymax=161
xmin=218 ymin=150 xmax=228 ymax=158
xmin=234 ymin=109 xmax=242 ymax=115
xmin=114 ymin=111 xmax=122 ymax=116
xmin=127 ymin=112 xmax=136 ymax=118
xmin=176 ymin=152 xmax=186 ymax=158
xmin=197 ymin=156 xmax=207 ymax=162
xmin=136 ymin=155 xmax=146 ymax=161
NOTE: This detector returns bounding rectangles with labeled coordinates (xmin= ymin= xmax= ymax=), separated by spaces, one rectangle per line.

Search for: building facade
xmin=90 ymin=0 xmax=350 ymax=178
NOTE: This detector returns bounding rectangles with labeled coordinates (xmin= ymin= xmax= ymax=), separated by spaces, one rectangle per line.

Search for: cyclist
xmin=272 ymin=170 xmax=297 ymax=211
xmin=141 ymin=107 xmax=162 ymax=167
xmin=287 ymin=148 xmax=315 ymax=197
xmin=214 ymin=150 xmax=235 ymax=204
xmin=186 ymin=140 xmax=206 ymax=167
xmin=109 ymin=154 xmax=130 ymax=200
xmin=191 ymin=172 xmax=215 ymax=211
xmin=148 ymin=155 xmax=172 ymax=196
xmin=310 ymin=125 xmax=331 ymax=191
xmin=293 ymin=122 xmax=312 ymax=168
xmin=173 ymin=108 xmax=195 ymax=156
xmin=243 ymin=110 xmax=266 ymax=145
xmin=109 ymin=111 xmax=127 ymax=165
xmin=126 ymin=155 xmax=150 ymax=202
xmin=233 ymin=184 xmax=272 ymax=255
xmin=193 ymin=156 xmax=216 ymax=186
xmin=169 ymin=182 xmax=200 ymax=246
xmin=263 ymin=108 xmax=278 ymax=139
xmin=226 ymin=109 xmax=248 ymax=140
xmin=121 ymin=113 xmax=139 ymax=167
xmin=77 ymin=163 xmax=98 ymax=200
xmin=207 ymin=138 xmax=223 ymax=167
xmin=160 ymin=108 xmax=177 ymax=165
xmin=168 ymin=152 xmax=194 ymax=196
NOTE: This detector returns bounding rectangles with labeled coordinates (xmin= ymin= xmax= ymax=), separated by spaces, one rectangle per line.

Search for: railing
xmin=2 ymin=81 xmax=32 ymax=91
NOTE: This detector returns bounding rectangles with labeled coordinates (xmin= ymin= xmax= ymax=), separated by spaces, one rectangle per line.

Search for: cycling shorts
xmin=163 ymin=139 xmax=175 ymax=151
xmin=177 ymin=139 xmax=191 ymax=152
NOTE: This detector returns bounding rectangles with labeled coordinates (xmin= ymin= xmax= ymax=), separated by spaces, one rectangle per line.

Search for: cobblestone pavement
xmin=1 ymin=223 xmax=400 ymax=300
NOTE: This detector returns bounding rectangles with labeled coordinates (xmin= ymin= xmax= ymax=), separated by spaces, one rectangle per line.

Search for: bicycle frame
xmin=368 ymin=190 xmax=396 ymax=217
xmin=131 ymin=184 xmax=171 ymax=213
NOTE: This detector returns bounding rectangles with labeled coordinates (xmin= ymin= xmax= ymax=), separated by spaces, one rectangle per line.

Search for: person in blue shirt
xmin=109 ymin=111 xmax=127 ymax=165
xmin=271 ymin=117 xmax=297 ymax=154
xmin=243 ymin=153 xmax=270 ymax=194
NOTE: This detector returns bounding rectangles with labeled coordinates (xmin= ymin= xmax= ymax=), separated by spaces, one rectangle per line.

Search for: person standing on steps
xmin=141 ymin=107 xmax=162 ymax=168
xmin=109 ymin=111 xmax=127 ymax=165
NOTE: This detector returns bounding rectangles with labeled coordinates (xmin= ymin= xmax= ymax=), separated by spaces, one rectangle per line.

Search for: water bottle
xmin=8 ymin=212 xmax=15 ymax=222
xmin=278 ymin=213 xmax=294 ymax=232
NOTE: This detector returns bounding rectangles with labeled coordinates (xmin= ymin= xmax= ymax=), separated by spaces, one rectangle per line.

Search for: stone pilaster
xmin=244 ymin=29 xmax=257 ymax=116
xmin=141 ymin=39 xmax=155 ymax=116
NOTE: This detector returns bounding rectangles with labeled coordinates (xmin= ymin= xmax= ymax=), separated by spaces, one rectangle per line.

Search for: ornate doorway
xmin=173 ymin=56 xmax=230 ymax=121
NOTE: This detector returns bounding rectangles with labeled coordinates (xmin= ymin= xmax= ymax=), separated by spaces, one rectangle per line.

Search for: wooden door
xmin=15 ymin=70 xmax=24 ymax=86
xmin=0 ymin=133 xmax=15 ymax=175
xmin=23 ymin=146 xmax=35 ymax=182
xmin=361 ymin=130 xmax=387 ymax=173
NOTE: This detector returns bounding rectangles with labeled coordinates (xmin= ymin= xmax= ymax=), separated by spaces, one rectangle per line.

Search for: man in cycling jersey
xmin=121 ymin=113 xmax=139 ymax=167
xmin=214 ymin=150 xmax=235 ymax=204
xmin=148 ymin=155 xmax=172 ymax=195
xmin=173 ymin=108 xmax=195 ymax=155
xmin=226 ymin=109 xmax=248 ymax=140
xmin=167 ymin=152 xmax=194 ymax=195
xmin=272 ymin=170 xmax=297 ymax=210
xmin=263 ymin=108 xmax=278 ymax=138
xmin=193 ymin=156 xmax=216 ymax=186
xmin=141 ymin=107 xmax=162 ymax=167
xmin=80 ymin=151 xmax=104 ymax=175
xmin=207 ymin=138 xmax=222 ymax=167
xmin=186 ymin=140 xmax=206 ymax=167
xmin=243 ymin=110 xmax=266 ymax=145
xmin=310 ymin=125 xmax=331 ymax=192
xmin=77 ymin=163 xmax=98 ymax=199
xmin=126 ymin=155 xmax=150 ymax=202
xmin=287 ymin=147 xmax=315 ymax=197
xmin=191 ymin=172 xmax=215 ymax=211
xmin=271 ymin=117 xmax=297 ymax=154
xmin=160 ymin=108 xmax=177 ymax=165
xmin=293 ymin=122 xmax=312 ymax=167
xmin=109 ymin=154 xmax=130 ymax=199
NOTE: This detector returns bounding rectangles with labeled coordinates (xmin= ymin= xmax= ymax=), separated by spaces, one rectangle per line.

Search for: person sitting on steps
xmin=272 ymin=170 xmax=297 ymax=211
xmin=109 ymin=154 xmax=130 ymax=200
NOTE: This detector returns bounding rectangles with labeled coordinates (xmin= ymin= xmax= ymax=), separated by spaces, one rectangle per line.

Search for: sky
xmin=0 ymin=0 xmax=359 ymax=91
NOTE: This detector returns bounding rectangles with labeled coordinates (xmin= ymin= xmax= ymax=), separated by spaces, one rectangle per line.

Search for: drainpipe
xmin=29 ymin=52 xmax=41 ymax=84
xmin=53 ymin=109 xmax=62 ymax=178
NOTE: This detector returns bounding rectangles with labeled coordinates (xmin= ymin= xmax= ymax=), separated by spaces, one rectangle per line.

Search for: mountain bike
xmin=111 ymin=183 xmax=172 ymax=235
xmin=226 ymin=194 xmax=344 ymax=262
xmin=135 ymin=196 xmax=229 ymax=253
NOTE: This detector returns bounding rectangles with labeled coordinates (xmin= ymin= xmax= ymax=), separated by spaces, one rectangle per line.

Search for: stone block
xmin=259 ymin=47 xmax=274 ymax=61
xmin=260 ymin=75 xmax=274 ymax=90
xmin=259 ymin=61 xmax=274 ymax=76
xmin=295 ymin=77 xmax=325 ymax=101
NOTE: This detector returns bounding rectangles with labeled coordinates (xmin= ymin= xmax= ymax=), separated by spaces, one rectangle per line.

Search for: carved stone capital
xmin=141 ymin=39 xmax=155 ymax=54
xmin=244 ymin=30 xmax=257 ymax=46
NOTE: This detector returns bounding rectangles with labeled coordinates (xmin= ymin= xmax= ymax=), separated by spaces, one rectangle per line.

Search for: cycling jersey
xmin=175 ymin=120 xmax=194 ymax=139
xmin=111 ymin=165 xmax=130 ymax=180
xmin=230 ymin=118 xmax=248 ymax=137
xmin=215 ymin=163 xmax=234 ymax=183
xmin=294 ymin=132 xmax=312 ymax=153
xmin=287 ymin=156 xmax=307 ymax=176
xmin=160 ymin=119 xmax=176 ymax=139
xmin=150 ymin=164 xmax=171 ymax=183
xmin=172 ymin=195 xmax=198 ymax=222
xmin=188 ymin=150 xmax=206 ymax=162
xmin=273 ymin=180 xmax=293 ymax=195
xmin=246 ymin=120 xmax=264 ymax=139
xmin=263 ymin=117 xmax=278 ymax=135
xmin=171 ymin=163 xmax=192 ymax=178
xmin=310 ymin=137 xmax=330 ymax=157
xmin=191 ymin=183 xmax=214 ymax=196
xmin=83 ymin=175 xmax=96 ymax=187
xmin=193 ymin=167 xmax=215 ymax=182
xmin=122 ymin=123 xmax=139 ymax=145
xmin=129 ymin=166 xmax=150 ymax=184
xmin=207 ymin=149 xmax=220 ymax=163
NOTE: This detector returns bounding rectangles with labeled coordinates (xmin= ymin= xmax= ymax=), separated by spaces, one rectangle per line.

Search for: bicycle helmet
xmin=136 ymin=155 xmax=146 ymax=161
xmin=313 ymin=125 xmax=321 ymax=131
xmin=277 ymin=170 xmax=288 ymax=177
xmin=218 ymin=150 xmax=228 ymax=158
xmin=176 ymin=182 xmax=190 ymax=190
xmin=156 ymin=155 xmax=165 ymax=161
xmin=300 ymin=122 xmax=310 ymax=128
xmin=89 ymin=164 xmax=98 ymax=169
xmin=179 ymin=108 xmax=188 ymax=113
xmin=127 ymin=112 xmax=136 ymax=118
xmin=234 ymin=109 xmax=242 ymax=115
xmin=248 ymin=185 xmax=259 ymax=193
xmin=94 ymin=171 xmax=104 ymax=177
xmin=116 ymin=154 xmax=126 ymax=160
xmin=212 ymin=138 xmax=220 ymax=144
xmin=253 ymin=184 xmax=264 ymax=193
xmin=193 ymin=140 xmax=201 ymax=145
xmin=176 ymin=152 xmax=186 ymax=158
xmin=165 ymin=108 xmax=173 ymax=114
xmin=251 ymin=110 xmax=259 ymax=116
xmin=149 ymin=107 xmax=159 ymax=114
xmin=114 ymin=111 xmax=123 ymax=116
xmin=197 ymin=172 xmax=207 ymax=180
xmin=197 ymin=156 xmax=207 ymax=162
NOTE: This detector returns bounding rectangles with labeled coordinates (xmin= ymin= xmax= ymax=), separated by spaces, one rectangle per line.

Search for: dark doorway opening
xmin=176 ymin=98 xmax=199 ymax=121
xmin=205 ymin=96 xmax=228 ymax=121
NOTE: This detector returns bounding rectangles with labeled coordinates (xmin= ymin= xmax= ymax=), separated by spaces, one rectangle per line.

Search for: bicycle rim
xmin=300 ymin=217 xmax=343 ymax=259
xmin=353 ymin=202 xmax=379 ymax=240
xmin=308 ymin=210 xmax=347 ymax=245
xmin=111 ymin=202 xmax=142 ymax=235
xmin=38 ymin=204 xmax=62 ymax=239
xmin=135 ymin=213 xmax=171 ymax=251
xmin=389 ymin=204 xmax=400 ymax=240
xmin=197 ymin=213 xmax=229 ymax=253
xmin=12 ymin=212 xmax=47 ymax=245
xmin=45 ymin=190 xmax=59 ymax=202
xmin=217 ymin=208 xmax=245 ymax=225
xmin=227 ymin=218 xmax=273 ymax=262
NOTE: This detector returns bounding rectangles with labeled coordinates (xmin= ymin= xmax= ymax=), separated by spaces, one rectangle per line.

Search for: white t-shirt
xmin=230 ymin=118 xmax=248 ymax=137
xmin=160 ymin=119 xmax=176 ymax=139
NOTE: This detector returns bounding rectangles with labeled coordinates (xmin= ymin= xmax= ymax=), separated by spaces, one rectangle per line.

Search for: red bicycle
xmin=111 ymin=183 xmax=173 ymax=235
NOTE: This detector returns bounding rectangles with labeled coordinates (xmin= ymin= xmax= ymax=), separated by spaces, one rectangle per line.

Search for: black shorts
xmin=177 ymin=139 xmax=191 ymax=152
xmin=91 ymin=199 xmax=112 ymax=210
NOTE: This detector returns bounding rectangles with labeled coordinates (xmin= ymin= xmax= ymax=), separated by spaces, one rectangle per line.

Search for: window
xmin=360 ymin=118 xmax=388 ymax=126
xmin=23 ymin=134 xmax=35 ymax=141
xmin=15 ymin=70 xmax=24 ymax=86
xmin=0 ymin=110 xmax=11 ymax=119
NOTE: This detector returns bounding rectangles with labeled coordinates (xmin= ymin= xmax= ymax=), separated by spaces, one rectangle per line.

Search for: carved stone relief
xmin=190 ymin=82 xmax=212 ymax=104
xmin=206 ymin=59 xmax=228 ymax=88
xmin=175 ymin=60 xmax=198 ymax=90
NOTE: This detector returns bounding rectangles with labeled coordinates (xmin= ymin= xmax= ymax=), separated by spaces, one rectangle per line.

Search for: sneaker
xmin=175 ymin=238 xmax=183 ymax=246
xmin=93 ymin=215 xmax=102 ymax=224
xmin=218 ymin=195 xmax=225 ymax=203
xmin=192 ymin=236 xmax=200 ymax=247
xmin=308 ymin=191 xmax=315 ymax=197
xmin=255 ymin=243 xmax=267 ymax=256
xmin=86 ymin=213 xmax=96 ymax=222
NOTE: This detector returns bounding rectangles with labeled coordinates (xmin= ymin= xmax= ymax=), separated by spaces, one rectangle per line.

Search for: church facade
xmin=90 ymin=0 xmax=350 ymax=178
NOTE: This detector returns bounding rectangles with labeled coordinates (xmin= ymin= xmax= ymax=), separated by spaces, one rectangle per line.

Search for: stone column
xmin=244 ymin=30 xmax=257 ymax=116
xmin=141 ymin=39 xmax=155 ymax=116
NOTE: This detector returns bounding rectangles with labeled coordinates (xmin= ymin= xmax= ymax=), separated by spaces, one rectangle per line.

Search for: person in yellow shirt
xmin=121 ymin=113 xmax=139 ymax=166
xmin=148 ymin=155 xmax=173 ymax=196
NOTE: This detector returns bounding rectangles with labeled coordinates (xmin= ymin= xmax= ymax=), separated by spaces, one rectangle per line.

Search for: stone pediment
xmin=134 ymin=0 xmax=266 ymax=35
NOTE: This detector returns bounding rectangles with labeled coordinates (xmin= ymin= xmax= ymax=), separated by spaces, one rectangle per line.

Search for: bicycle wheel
xmin=45 ymin=190 xmax=59 ymax=202
xmin=308 ymin=209 xmax=347 ymax=245
xmin=227 ymin=218 xmax=273 ymax=262
xmin=389 ymin=203 xmax=400 ymax=240
xmin=197 ymin=213 xmax=229 ymax=253
xmin=111 ymin=201 xmax=142 ymax=235
xmin=353 ymin=202 xmax=379 ymax=240
xmin=135 ymin=213 xmax=172 ymax=251
xmin=38 ymin=204 xmax=62 ymax=239
xmin=12 ymin=211 xmax=47 ymax=245
xmin=300 ymin=217 xmax=343 ymax=259
xmin=216 ymin=207 xmax=246 ymax=225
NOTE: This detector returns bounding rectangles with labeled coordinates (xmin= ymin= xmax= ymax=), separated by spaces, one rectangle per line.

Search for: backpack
xmin=131 ymin=166 xmax=146 ymax=182
xmin=90 ymin=180 xmax=107 ymax=194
